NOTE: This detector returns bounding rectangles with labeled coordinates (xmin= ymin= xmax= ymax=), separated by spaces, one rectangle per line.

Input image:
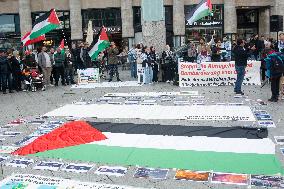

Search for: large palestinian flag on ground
xmin=30 ymin=9 xmax=60 ymax=40
xmin=186 ymin=0 xmax=213 ymax=25
xmin=88 ymin=27 xmax=110 ymax=61
xmin=12 ymin=121 xmax=283 ymax=175
xmin=21 ymin=31 xmax=45 ymax=47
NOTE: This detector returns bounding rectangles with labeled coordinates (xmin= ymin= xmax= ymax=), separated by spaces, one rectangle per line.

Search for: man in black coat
xmin=0 ymin=49 xmax=13 ymax=94
xmin=233 ymin=39 xmax=255 ymax=95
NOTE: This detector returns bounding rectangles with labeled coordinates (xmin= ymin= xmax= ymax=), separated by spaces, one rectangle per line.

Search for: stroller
xmin=23 ymin=67 xmax=44 ymax=92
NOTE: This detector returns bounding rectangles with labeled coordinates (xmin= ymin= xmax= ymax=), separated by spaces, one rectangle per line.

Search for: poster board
xmin=77 ymin=68 xmax=100 ymax=84
xmin=179 ymin=61 xmax=261 ymax=87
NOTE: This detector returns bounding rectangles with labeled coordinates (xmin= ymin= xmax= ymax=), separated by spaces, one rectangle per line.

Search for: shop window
xmin=184 ymin=4 xmax=224 ymax=42
xmin=0 ymin=14 xmax=21 ymax=49
xmin=0 ymin=14 xmax=19 ymax=33
xmin=82 ymin=8 xmax=122 ymax=29
xmin=133 ymin=7 xmax=142 ymax=33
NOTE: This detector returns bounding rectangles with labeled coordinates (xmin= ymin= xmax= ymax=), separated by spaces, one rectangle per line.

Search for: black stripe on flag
xmin=88 ymin=122 xmax=268 ymax=139
xmin=185 ymin=0 xmax=207 ymax=21
xmin=33 ymin=9 xmax=53 ymax=27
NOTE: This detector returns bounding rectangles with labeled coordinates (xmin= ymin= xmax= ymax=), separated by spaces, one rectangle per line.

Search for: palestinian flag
xmin=12 ymin=121 xmax=283 ymax=175
xmin=30 ymin=9 xmax=60 ymax=40
xmin=186 ymin=0 xmax=213 ymax=25
xmin=58 ymin=39 xmax=65 ymax=54
xmin=88 ymin=26 xmax=110 ymax=60
xmin=22 ymin=31 xmax=45 ymax=47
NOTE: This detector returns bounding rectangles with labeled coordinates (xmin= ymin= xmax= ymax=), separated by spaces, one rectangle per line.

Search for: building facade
xmin=0 ymin=0 xmax=282 ymax=50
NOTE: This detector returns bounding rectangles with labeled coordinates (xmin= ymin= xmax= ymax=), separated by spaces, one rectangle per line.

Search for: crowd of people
xmin=0 ymin=45 xmax=77 ymax=93
xmin=0 ymin=33 xmax=284 ymax=101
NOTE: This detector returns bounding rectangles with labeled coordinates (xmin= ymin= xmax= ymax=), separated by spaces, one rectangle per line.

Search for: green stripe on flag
xmin=30 ymin=144 xmax=284 ymax=175
xmin=30 ymin=24 xmax=58 ymax=40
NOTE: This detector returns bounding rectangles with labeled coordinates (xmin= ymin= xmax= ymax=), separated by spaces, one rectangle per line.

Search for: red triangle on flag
xmin=48 ymin=9 xmax=60 ymax=25
xmin=207 ymin=0 xmax=213 ymax=11
xmin=22 ymin=31 xmax=46 ymax=47
xmin=99 ymin=27 xmax=109 ymax=41
xmin=59 ymin=39 xmax=64 ymax=49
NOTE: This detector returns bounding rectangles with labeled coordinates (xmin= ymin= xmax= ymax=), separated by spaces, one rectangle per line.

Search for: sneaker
xmin=42 ymin=85 xmax=46 ymax=91
xmin=3 ymin=91 xmax=7 ymax=94
xmin=268 ymin=98 xmax=278 ymax=102
xmin=49 ymin=84 xmax=54 ymax=87
xmin=235 ymin=91 xmax=244 ymax=95
xmin=117 ymin=78 xmax=122 ymax=82
xmin=108 ymin=79 xmax=112 ymax=82
xmin=9 ymin=90 xmax=14 ymax=93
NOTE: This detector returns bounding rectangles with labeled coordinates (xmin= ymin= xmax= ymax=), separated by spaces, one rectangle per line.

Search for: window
xmin=185 ymin=4 xmax=223 ymax=27
xmin=184 ymin=4 xmax=224 ymax=42
xmin=0 ymin=14 xmax=20 ymax=33
xmin=82 ymin=8 xmax=122 ymax=30
xmin=133 ymin=7 xmax=142 ymax=33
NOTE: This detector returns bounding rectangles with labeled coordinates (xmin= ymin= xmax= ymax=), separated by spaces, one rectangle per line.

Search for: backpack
xmin=136 ymin=52 xmax=143 ymax=64
xmin=271 ymin=54 xmax=284 ymax=74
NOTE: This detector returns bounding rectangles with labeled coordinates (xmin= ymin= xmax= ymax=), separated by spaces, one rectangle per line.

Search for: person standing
xmin=264 ymin=50 xmax=284 ymax=102
xmin=9 ymin=50 xmax=22 ymax=91
xmin=187 ymin=42 xmax=197 ymax=62
xmin=71 ymin=43 xmax=79 ymax=73
xmin=64 ymin=48 xmax=75 ymax=85
xmin=0 ymin=49 xmax=13 ymax=94
xmin=162 ymin=45 xmax=174 ymax=82
xmin=150 ymin=46 xmax=158 ymax=82
xmin=233 ymin=39 xmax=253 ymax=95
xmin=54 ymin=48 xmax=66 ymax=86
xmin=80 ymin=42 xmax=91 ymax=68
xmin=141 ymin=46 xmax=152 ymax=84
xmin=108 ymin=42 xmax=121 ymax=82
xmin=37 ymin=46 xmax=52 ymax=91
xmin=48 ymin=48 xmax=55 ymax=85
xmin=128 ymin=44 xmax=137 ymax=78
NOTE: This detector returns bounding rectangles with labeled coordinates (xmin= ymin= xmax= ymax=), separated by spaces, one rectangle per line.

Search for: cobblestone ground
xmin=0 ymin=69 xmax=283 ymax=189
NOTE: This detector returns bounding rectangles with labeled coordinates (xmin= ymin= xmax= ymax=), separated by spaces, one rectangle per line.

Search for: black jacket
xmin=211 ymin=45 xmax=222 ymax=62
xmin=9 ymin=56 xmax=21 ymax=73
xmin=0 ymin=56 xmax=11 ymax=74
xmin=233 ymin=46 xmax=249 ymax=67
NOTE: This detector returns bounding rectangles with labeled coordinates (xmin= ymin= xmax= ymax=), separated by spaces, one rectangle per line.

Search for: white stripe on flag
xmin=90 ymin=132 xmax=275 ymax=154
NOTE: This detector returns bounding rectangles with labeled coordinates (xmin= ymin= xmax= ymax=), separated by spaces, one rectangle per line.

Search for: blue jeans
xmin=130 ymin=61 xmax=137 ymax=78
xmin=234 ymin=66 xmax=246 ymax=92
xmin=143 ymin=67 xmax=152 ymax=84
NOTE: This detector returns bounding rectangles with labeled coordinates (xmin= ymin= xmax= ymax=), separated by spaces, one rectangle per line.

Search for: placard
xmin=179 ymin=61 xmax=261 ymax=87
xmin=95 ymin=166 xmax=127 ymax=177
xmin=77 ymin=68 xmax=100 ymax=84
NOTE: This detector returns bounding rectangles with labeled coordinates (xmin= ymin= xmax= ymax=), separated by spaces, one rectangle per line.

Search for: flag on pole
xmin=88 ymin=26 xmax=110 ymax=61
xmin=58 ymin=39 xmax=65 ymax=54
xmin=30 ymin=9 xmax=60 ymax=40
xmin=22 ymin=31 xmax=45 ymax=47
xmin=186 ymin=0 xmax=213 ymax=25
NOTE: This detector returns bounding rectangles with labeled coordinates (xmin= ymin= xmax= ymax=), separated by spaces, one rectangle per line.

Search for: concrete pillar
xmin=272 ymin=0 xmax=284 ymax=32
xmin=19 ymin=0 xmax=32 ymax=37
xmin=173 ymin=0 xmax=185 ymax=36
xmin=259 ymin=8 xmax=270 ymax=37
xmin=141 ymin=0 xmax=166 ymax=54
xmin=121 ymin=0 xmax=134 ymax=38
xmin=69 ymin=0 xmax=83 ymax=40
xmin=142 ymin=20 xmax=166 ymax=54
xmin=224 ymin=0 xmax=237 ymax=34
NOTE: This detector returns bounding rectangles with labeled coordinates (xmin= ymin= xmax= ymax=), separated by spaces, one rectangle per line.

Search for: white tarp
xmin=44 ymin=104 xmax=256 ymax=121
xmin=72 ymin=81 xmax=140 ymax=88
